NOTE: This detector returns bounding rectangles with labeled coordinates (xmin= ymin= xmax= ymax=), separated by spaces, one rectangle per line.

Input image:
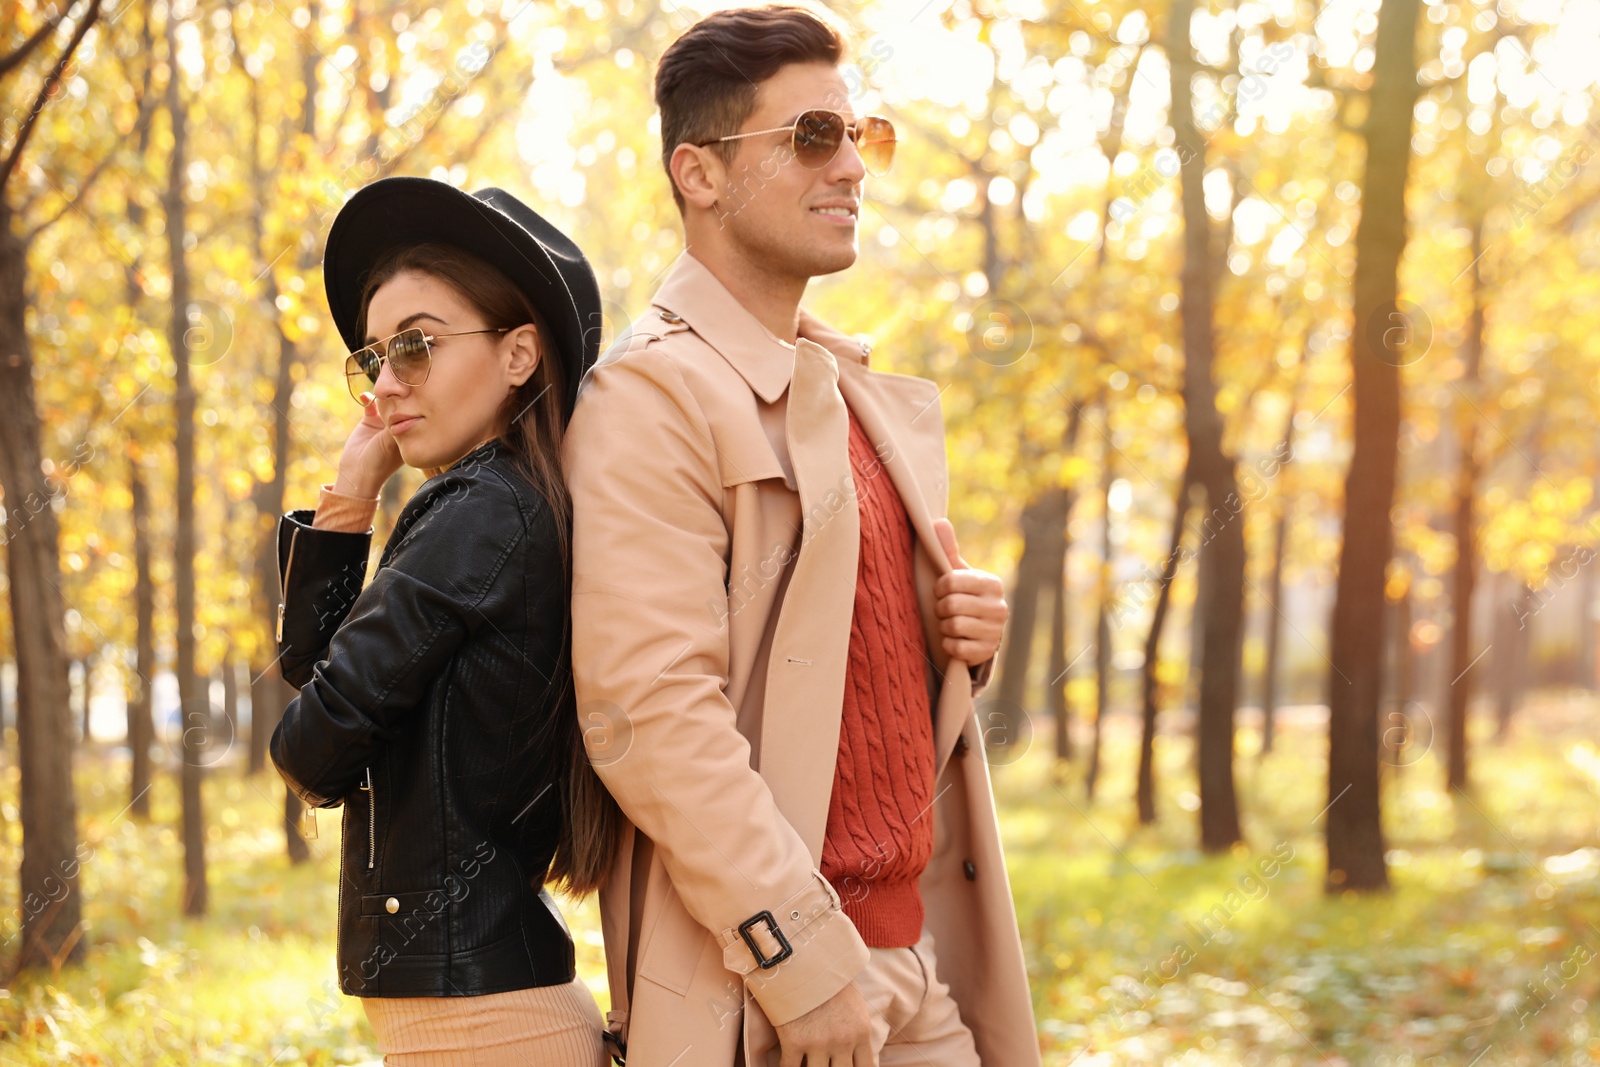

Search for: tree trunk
xmin=243 ymin=29 xmax=315 ymax=860
xmin=1260 ymin=409 xmax=1298 ymax=756
xmin=1087 ymin=412 xmax=1114 ymax=802
xmin=248 ymin=669 xmax=271 ymax=775
xmin=1046 ymin=540 xmax=1072 ymax=762
xmin=128 ymin=452 xmax=155 ymax=817
xmin=1444 ymin=218 xmax=1485 ymax=794
xmin=998 ymin=409 xmax=1088 ymax=758
xmin=73 ymin=659 xmax=89 ymax=742
xmin=1324 ymin=0 xmax=1421 ymax=894
xmin=87 ymin=650 xmax=99 ymax=740
xmin=122 ymin=4 xmax=157 ymax=819
xmin=86 ymin=651 xmax=98 ymax=741
xmin=0 ymin=204 xmax=85 ymax=971
xmin=1494 ymin=577 xmax=1529 ymax=741
xmin=0 ymin=0 xmax=106 ymax=971
xmin=993 ymin=490 xmax=1064 ymax=750
xmin=1260 ymin=504 xmax=1289 ymax=756
xmin=1384 ymin=585 xmax=1414 ymax=774
xmin=1138 ymin=465 xmax=1191 ymax=824
xmin=165 ymin=16 xmax=208 ymax=917
xmin=1169 ymin=0 xmax=1243 ymax=852
xmin=1187 ymin=537 xmax=1208 ymax=725
xmin=1044 ymin=409 xmax=1085 ymax=762
xmin=1036 ymin=404 xmax=1088 ymax=764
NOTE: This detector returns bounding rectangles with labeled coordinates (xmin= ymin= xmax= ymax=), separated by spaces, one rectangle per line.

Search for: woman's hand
xmin=332 ymin=392 xmax=404 ymax=498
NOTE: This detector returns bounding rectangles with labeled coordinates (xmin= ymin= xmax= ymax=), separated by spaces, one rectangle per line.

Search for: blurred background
xmin=2 ymin=0 xmax=1599 ymax=1062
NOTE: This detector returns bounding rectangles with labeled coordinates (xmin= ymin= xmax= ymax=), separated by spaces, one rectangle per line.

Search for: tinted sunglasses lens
xmin=858 ymin=117 xmax=896 ymax=175
xmin=792 ymin=110 xmax=845 ymax=168
xmin=388 ymin=328 xmax=431 ymax=383
xmin=346 ymin=348 xmax=380 ymax=402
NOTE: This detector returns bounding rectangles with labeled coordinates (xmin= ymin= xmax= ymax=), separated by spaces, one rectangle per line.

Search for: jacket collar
xmin=651 ymin=251 xmax=872 ymax=404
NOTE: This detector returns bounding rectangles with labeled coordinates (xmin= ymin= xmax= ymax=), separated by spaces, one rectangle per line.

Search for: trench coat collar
xmin=651 ymin=251 xmax=872 ymax=402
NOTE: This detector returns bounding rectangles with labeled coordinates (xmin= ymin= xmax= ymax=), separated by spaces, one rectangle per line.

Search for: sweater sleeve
xmin=312 ymin=484 xmax=380 ymax=533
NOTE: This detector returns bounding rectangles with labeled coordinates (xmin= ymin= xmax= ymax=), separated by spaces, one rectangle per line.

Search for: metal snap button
xmin=790 ymin=910 xmax=801 ymax=921
xmin=385 ymin=897 xmax=399 ymax=914
xmin=659 ymin=310 xmax=683 ymax=324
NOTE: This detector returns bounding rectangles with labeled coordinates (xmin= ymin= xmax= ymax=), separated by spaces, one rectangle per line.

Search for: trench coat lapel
xmin=834 ymin=358 xmax=977 ymax=776
xmin=756 ymin=337 xmax=860 ymax=860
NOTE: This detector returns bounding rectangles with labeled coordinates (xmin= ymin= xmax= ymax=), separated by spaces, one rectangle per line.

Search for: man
xmin=563 ymin=6 xmax=1040 ymax=1065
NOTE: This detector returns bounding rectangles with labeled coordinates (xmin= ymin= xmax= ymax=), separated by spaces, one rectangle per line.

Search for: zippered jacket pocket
xmin=359 ymin=766 xmax=376 ymax=869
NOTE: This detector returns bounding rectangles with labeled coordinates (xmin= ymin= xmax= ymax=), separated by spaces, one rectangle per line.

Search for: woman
xmin=270 ymin=176 xmax=620 ymax=1066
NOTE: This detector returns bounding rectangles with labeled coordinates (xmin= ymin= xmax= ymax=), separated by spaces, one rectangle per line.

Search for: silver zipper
xmin=360 ymin=766 xmax=375 ymax=869
xmin=276 ymin=525 xmax=302 ymax=643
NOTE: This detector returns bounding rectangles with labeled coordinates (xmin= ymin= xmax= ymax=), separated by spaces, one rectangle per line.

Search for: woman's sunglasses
xmin=697 ymin=110 xmax=896 ymax=176
xmin=344 ymin=326 xmax=508 ymax=404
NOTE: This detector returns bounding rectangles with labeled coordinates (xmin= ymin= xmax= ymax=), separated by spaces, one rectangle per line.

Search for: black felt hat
xmin=323 ymin=176 xmax=601 ymax=420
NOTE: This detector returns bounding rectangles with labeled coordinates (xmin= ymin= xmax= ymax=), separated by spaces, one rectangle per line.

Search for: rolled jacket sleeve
xmin=565 ymin=351 xmax=868 ymax=1026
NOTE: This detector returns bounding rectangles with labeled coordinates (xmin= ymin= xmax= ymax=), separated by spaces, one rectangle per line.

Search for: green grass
xmin=0 ymin=760 xmax=609 ymax=1066
xmin=998 ymin=694 xmax=1600 ymax=1065
xmin=0 ymin=695 xmax=1596 ymax=1065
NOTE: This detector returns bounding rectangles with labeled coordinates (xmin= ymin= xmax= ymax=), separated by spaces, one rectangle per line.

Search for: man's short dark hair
xmin=654 ymin=4 xmax=849 ymax=210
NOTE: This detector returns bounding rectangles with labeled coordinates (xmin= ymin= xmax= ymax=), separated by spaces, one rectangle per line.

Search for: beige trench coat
xmin=564 ymin=252 xmax=1040 ymax=1067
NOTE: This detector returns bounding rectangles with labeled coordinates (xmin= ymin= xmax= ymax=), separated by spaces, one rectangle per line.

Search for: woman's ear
xmin=505 ymin=323 xmax=541 ymax=389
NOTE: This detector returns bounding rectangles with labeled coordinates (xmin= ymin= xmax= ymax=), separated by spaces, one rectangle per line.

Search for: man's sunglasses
xmin=697 ymin=110 xmax=896 ymax=176
xmin=344 ymin=326 xmax=508 ymax=403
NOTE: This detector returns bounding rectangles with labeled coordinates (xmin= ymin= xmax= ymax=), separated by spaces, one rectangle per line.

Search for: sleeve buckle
xmin=738 ymin=909 xmax=793 ymax=970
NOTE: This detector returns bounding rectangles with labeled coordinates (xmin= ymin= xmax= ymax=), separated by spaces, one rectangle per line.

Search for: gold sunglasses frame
xmin=344 ymin=326 xmax=509 ymax=403
xmin=696 ymin=110 xmax=897 ymax=175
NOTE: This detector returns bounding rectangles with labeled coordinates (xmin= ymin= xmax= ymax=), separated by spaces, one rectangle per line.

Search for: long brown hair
xmin=357 ymin=241 xmax=621 ymax=896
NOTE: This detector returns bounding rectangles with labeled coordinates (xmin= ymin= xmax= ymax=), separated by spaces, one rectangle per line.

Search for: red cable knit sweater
xmin=819 ymin=405 xmax=936 ymax=948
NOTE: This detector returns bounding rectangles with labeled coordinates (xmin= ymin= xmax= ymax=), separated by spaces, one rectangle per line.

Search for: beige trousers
xmin=362 ymin=976 xmax=610 ymax=1067
xmin=748 ymin=926 xmax=982 ymax=1067
xmin=854 ymin=927 xmax=982 ymax=1067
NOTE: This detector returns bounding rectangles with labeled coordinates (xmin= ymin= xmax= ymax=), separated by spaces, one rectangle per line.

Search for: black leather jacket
xmin=270 ymin=438 xmax=577 ymax=998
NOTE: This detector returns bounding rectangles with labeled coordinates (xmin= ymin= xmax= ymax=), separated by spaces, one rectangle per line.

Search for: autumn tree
xmin=1167 ymin=0 xmax=1244 ymax=851
xmin=1324 ymin=0 xmax=1425 ymax=894
xmin=0 ymin=0 xmax=107 ymax=971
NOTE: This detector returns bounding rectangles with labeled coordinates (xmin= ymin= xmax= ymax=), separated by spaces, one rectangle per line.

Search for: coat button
xmin=963 ymin=860 xmax=977 ymax=881
xmin=954 ymin=735 xmax=970 ymax=758
xmin=385 ymin=897 xmax=399 ymax=914
xmin=659 ymin=309 xmax=683 ymax=324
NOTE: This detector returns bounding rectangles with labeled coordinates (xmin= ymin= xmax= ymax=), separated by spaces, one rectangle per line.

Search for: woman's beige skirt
xmin=361 ymin=976 xmax=610 ymax=1066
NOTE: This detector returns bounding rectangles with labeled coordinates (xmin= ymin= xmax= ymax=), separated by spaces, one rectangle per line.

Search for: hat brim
xmin=323 ymin=177 xmax=595 ymax=418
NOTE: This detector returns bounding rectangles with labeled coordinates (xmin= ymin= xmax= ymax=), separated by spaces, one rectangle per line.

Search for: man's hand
xmin=932 ymin=518 xmax=1007 ymax=666
xmin=773 ymin=981 xmax=875 ymax=1067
